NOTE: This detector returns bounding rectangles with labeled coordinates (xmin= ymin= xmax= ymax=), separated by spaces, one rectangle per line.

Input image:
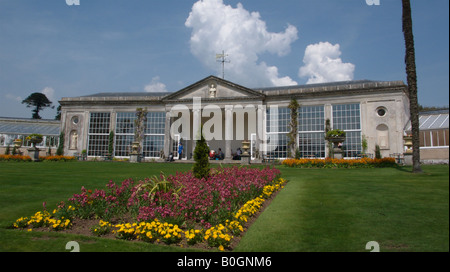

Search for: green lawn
xmin=0 ymin=162 xmax=448 ymax=252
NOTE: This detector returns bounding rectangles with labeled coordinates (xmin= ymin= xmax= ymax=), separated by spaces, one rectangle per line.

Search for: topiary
xmin=192 ymin=129 xmax=210 ymax=180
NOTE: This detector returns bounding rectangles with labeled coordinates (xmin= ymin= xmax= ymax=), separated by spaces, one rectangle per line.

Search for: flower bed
xmin=12 ymin=166 xmax=287 ymax=251
xmin=0 ymin=155 xmax=76 ymax=162
xmin=0 ymin=155 xmax=32 ymax=162
xmin=40 ymin=155 xmax=77 ymax=162
xmin=282 ymin=157 xmax=397 ymax=168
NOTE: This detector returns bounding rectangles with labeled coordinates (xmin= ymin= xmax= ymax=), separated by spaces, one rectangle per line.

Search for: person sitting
xmin=209 ymin=150 xmax=216 ymax=160
xmin=166 ymin=152 xmax=174 ymax=162
xmin=215 ymin=148 xmax=224 ymax=160
xmin=233 ymin=148 xmax=242 ymax=160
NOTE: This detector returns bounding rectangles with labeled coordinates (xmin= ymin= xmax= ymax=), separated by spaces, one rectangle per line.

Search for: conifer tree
xmin=193 ymin=128 xmax=210 ymax=179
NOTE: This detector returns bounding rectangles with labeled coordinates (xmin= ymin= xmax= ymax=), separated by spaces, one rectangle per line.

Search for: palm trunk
xmin=402 ymin=0 xmax=422 ymax=173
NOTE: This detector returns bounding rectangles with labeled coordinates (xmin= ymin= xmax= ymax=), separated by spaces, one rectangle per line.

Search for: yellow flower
xmin=219 ymin=245 xmax=224 ymax=251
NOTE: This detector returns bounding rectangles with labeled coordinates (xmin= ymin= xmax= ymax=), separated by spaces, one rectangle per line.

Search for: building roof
xmin=80 ymin=92 xmax=168 ymax=98
xmin=405 ymin=110 xmax=449 ymax=131
xmin=0 ymin=117 xmax=60 ymax=136
xmin=61 ymin=77 xmax=406 ymax=103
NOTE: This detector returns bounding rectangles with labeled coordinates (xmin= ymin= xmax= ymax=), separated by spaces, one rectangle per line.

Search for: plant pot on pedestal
xmin=26 ymin=134 xmax=43 ymax=161
xmin=130 ymin=142 xmax=141 ymax=163
xmin=326 ymin=136 xmax=346 ymax=159
xmin=240 ymin=140 xmax=251 ymax=165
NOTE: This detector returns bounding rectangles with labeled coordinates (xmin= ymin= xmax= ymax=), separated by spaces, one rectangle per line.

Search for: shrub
xmin=192 ymin=130 xmax=210 ymax=179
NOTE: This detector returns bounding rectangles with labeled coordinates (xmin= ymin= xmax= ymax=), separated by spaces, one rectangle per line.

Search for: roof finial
xmin=216 ymin=50 xmax=230 ymax=79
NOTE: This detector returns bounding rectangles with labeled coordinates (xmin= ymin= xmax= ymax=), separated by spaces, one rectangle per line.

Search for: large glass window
xmin=88 ymin=112 xmax=111 ymax=156
xmin=420 ymin=129 xmax=449 ymax=148
xmin=115 ymin=112 xmax=136 ymax=157
xmin=298 ymin=105 xmax=325 ymax=158
xmin=332 ymin=104 xmax=362 ymax=157
xmin=114 ymin=112 xmax=166 ymax=158
xmin=143 ymin=112 xmax=165 ymax=158
xmin=266 ymin=107 xmax=289 ymax=158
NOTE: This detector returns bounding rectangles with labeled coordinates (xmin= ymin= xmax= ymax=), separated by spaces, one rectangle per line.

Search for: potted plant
xmin=26 ymin=134 xmax=43 ymax=161
xmin=26 ymin=134 xmax=43 ymax=148
xmin=13 ymin=139 xmax=23 ymax=148
xmin=325 ymin=129 xmax=346 ymax=144
xmin=325 ymin=129 xmax=346 ymax=159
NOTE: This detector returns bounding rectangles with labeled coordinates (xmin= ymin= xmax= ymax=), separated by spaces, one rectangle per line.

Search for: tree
xmin=21 ymin=93 xmax=53 ymax=119
xmin=192 ymin=128 xmax=210 ymax=180
xmin=402 ymin=0 xmax=422 ymax=173
xmin=56 ymin=132 xmax=64 ymax=156
xmin=55 ymin=105 xmax=62 ymax=120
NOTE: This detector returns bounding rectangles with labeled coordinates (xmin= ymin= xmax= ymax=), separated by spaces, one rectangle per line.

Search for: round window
xmin=72 ymin=116 xmax=79 ymax=125
xmin=376 ymin=107 xmax=387 ymax=117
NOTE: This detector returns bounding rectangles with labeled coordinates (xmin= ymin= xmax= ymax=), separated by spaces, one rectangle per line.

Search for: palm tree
xmin=402 ymin=0 xmax=422 ymax=173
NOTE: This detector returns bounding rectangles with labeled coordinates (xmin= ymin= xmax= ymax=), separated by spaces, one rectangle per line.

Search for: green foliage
xmin=136 ymin=172 xmax=183 ymax=202
xmin=192 ymin=130 xmax=210 ymax=179
xmin=361 ymin=135 xmax=368 ymax=154
xmin=5 ymin=145 xmax=10 ymax=155
xmin=56 ymin=132 xmax=64 ymax=156
xmin=325 ymin=129 xmax=346 ymax=139
xmin=108 ymin=131 xmax=114 ymax=156
xmin=375 ymin=144 xmax=382 ymax=159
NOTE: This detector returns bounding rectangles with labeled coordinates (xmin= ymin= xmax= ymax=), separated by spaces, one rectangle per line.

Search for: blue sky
xmin=0 ymin=0 xmax=448 ymax=119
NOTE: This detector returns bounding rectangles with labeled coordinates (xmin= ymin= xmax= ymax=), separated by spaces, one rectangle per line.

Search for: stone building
xmin=59 ymin=75 xmax=410 ymax=162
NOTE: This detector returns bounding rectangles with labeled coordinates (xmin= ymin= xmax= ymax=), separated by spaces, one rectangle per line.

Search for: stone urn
xmin=29 ymin=137 xmax=43 ymax=148
xmin=241 ymin=140 xmax=251 ymax=165
xmin=403 ymin=135 xmax=413 ymax=154
xmin=328 ymin=137 xmax=346 ymax=150
xmin=130 ymin=141 xmax=141 ymax=163
xmin=241 ymin=141 xmax=250 ymax=156
xmin=13 ymin=139 xmax=23 ymax=148
xmin=26 ymin=134 xmax=43 ymax=161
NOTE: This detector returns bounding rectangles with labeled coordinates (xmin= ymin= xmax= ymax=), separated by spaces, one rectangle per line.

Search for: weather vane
xmin=216 ymin=50 xmax=230 ymax=79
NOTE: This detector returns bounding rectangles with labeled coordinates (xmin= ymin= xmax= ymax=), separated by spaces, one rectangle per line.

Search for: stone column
xmin=225 ymin=105 xmax=233 ymax=160
xmin=192 ymin=107 xmax=201 ymax=156
xmin=255 ymin=104 xmax=265 ymax=162
xmin=163 ymin=110 xmax=171 ymax=160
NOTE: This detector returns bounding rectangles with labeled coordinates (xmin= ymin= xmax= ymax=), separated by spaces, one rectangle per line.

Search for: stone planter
xmin=27 ymin=147 xmax=40 ymax=161
xmin=130 ymin=142 xmax=141 ymax=163
xmin=241 ymin=141 xmax=250 ymax=156
xmin=241 ymin=140 xmax=251 ymax=165
xmin=403 ymin=136 xmax=413 ymax=154
xmin=326 ymin=136 xmax=346 ymax=159
xmin=13 ymin=139 xmax=23 ymax=148
xmin=327 ymin=136 xmax=346 ymax=149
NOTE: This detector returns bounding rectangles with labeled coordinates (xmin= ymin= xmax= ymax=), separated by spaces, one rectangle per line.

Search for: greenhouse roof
xmin=405 ymin=110 xmax=449 ymax=131
xmin=0 ymin=117 xmax=60 ymax=136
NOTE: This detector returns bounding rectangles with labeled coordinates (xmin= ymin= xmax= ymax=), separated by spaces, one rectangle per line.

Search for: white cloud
xmin=144 ymin=76 xmax=168 ymax=93
xmin=299 ymin=42 xmax=355 ymax=84
xmin=41 ymin=87 xmax=55 ymax=102
xmin=185 ymin=0 xmax=298 ymax=87
xmin=5 ymin=94 xmax=22 ymax=103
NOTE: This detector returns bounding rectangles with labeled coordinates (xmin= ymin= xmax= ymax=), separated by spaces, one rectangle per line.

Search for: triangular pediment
xmin=162 ymin=76 xmax=265 ymax=101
